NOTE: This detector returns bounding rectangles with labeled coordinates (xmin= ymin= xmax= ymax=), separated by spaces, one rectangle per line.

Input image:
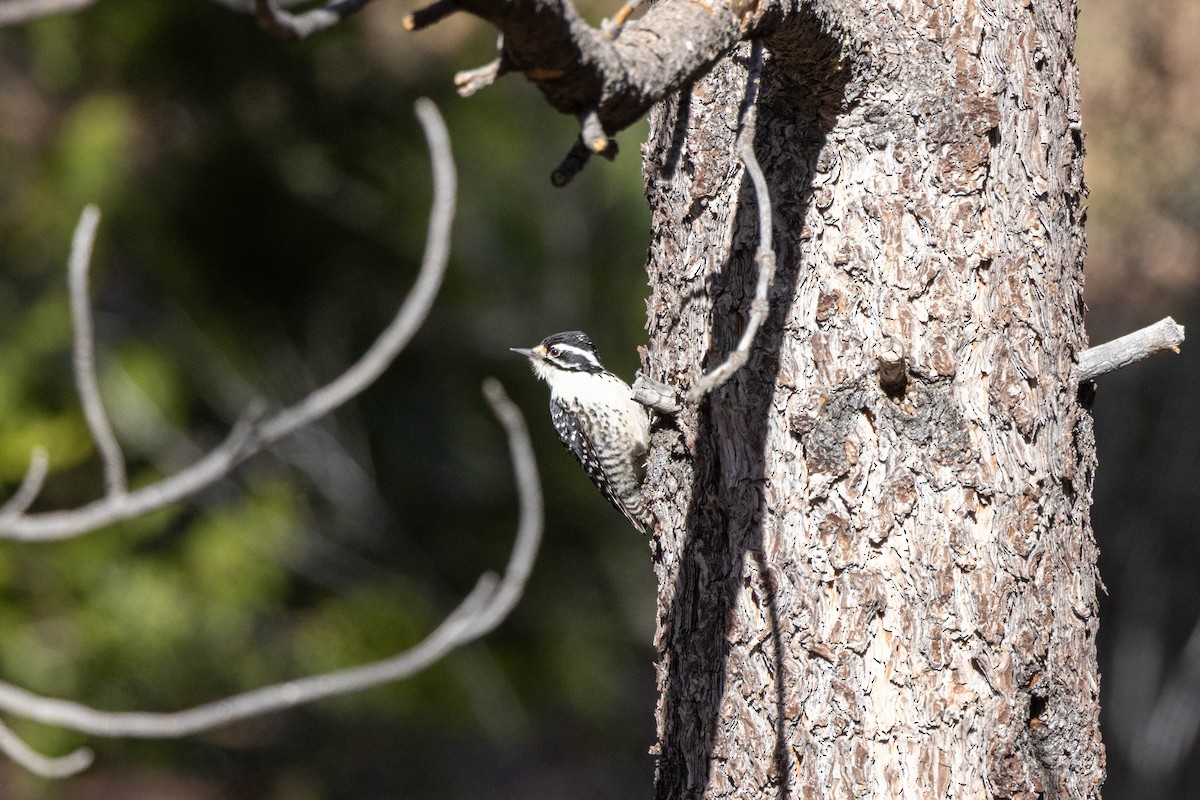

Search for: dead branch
xmin=0 ymin=97 xmax=455 ymax=542
xmin=0 ymin=449 xmax=47 ymax=526
xmin=632 ymin=372 xmax=681 ymax=415
xmin=0 ymin=379 xmax=542 ymax=774
xmin=235 ymin=0 xmax=752 ymax=182
xmin=0 ymin=0 xmax=97 ymax=26
xmin=415 ymin=0 xmax=750 ymax=182
xmin=0 ymin=99 xmax=545 ymax=776
xmin=688 ymin=41 xmax=773 ymax=403
xmin=1075 ymin=317 xmax=1185 ymax=383
xmin=68 ymin=206 xmax=127 ymax=497
xmin=0 ymin=717 xmax=93 ymax=779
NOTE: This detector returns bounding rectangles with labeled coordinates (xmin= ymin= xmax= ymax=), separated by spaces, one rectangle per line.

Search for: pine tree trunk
xmin=642 ymin=3 xmax=1102 ymax=797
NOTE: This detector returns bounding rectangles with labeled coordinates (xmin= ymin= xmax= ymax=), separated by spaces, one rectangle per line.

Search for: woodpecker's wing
xmin=550 ymin=398 xmax=652 ymax=533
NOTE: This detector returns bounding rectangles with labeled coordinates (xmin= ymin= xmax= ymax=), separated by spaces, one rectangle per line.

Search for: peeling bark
xmin=639 ymin=1 xmax=1101 ymax=798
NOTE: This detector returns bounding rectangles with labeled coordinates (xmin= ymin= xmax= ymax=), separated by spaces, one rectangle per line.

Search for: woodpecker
xmin=511 ymin=331 xmax=654 ymax=533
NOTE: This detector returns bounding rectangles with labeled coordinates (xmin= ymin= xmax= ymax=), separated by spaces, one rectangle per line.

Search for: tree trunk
xmin=642 ymin=3 xmax=1102 ymax=798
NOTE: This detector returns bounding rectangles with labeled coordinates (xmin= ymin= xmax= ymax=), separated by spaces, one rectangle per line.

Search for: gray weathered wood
xmin=1075 ymin=316 xmax=1184 ymax=383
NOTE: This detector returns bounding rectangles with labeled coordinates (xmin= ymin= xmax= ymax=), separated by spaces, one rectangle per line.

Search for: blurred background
xmin=0 ymin=0 xmax=1194 ymax=797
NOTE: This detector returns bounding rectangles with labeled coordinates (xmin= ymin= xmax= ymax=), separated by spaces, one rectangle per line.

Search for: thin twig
xmin=253 ymin=0 xmax=372 ymax=39
xmin=0 ymin=0 xmax=97 ymax=26
xmin=1074 ymin=317 xmax=1185 ymax=383
xmin=0 ymin=718 xmax=93 ymax=779
xmin=687 ymin=40 xmax=771 ymax=403
xmin=0 ymin=448 xmax=48 ymax=524
xmin=0 ymin=98 xmax=455 ymax=542
xmin=600 ymin=0 xmax=643 ymax=39
xmin=0 ymin=380 xmax=542 ymax=743
xmin=68 ymin=205 xmax=128 ymax=497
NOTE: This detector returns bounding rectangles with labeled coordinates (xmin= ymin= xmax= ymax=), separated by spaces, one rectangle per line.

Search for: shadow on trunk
xmin=654 ymin=17 xmax=851 ymax=798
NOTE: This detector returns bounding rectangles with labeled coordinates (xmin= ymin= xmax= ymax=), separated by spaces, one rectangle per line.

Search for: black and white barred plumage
xmin=512 ymin=331 xmax=653 ymax=533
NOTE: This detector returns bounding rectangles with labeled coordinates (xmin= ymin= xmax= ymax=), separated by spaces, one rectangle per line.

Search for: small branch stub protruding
xmin=1074 ymin=316 xmax=1185 ymax=383
xmin=551 ymin=142 xmax=590 ymax=187
xmin=455 ymin=57 xmax=509 ymax=97
xmin=632 ymin=372 xmax=680 ymax=415
xmin=404 ymin=0 xmax=458 ymax=31
xmin=877 ymin=335 xmax=908 ymax=395
xmin=579 ymin=109 xmax=609 ymax=154
xmin=600 ymin=0 xmax=644 ymax=39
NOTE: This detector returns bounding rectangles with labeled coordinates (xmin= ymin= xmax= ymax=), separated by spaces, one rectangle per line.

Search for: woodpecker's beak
xmin=511 ymin=345 xmax=548 ymax=360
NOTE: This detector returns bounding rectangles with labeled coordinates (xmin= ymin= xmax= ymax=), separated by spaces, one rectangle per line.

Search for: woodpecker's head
xmin=511 ymin=331 xmax=605 ymax=384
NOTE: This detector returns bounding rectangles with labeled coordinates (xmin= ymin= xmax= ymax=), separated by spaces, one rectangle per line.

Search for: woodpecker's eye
xmin=548 ymin=345 xmax=563 ymax=358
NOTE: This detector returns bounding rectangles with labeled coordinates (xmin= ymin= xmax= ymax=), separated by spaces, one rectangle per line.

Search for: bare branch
xmin=0 ymin=718 xmax=93 ymax=779
xmin=0 ymin=380 xmax=542 ymax=745
xmin=0 ymin=0 xmax=97 ymax=27
xmin=420 ymin=0 xmax=748 ymax=171
xmin=688 ymin=42 xmax=773 ymax=403
xmin=68 ymin=205 xmax=128 ymax=497
xmin=0 ymin=97 xmax=456 ymax=542
xmin=1075 ymin=317 xmax=1185 ymax=383
xmin=0 ymin=448 xmax=48 ymax=524
xmin=252 ymin=0 xmax=372 ymax=39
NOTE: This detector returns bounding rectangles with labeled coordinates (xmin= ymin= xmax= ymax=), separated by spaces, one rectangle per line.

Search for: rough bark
xmin=640 ymin=2 xmax=1102 ymax=799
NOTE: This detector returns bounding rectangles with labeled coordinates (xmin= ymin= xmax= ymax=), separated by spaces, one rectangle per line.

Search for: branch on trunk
xmin=412 ymin=0 xmax=749 ymax=183
xmin=0 ymin=379 xmax=542 ymax=776
xmin=633 ymin=372 xmax=681 ymax=415
xmin=1074 ymin=317 xmax=1185 ymax=383
xmin=252 ymin=0 xmax=373 ymax=39
xmin=0 ymin=98 xmax=455 ymax=542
